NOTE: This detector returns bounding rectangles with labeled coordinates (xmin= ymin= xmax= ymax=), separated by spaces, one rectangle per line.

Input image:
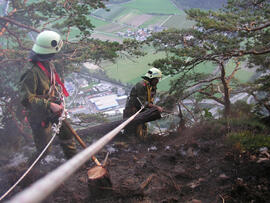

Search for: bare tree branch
xmin=178 ymin=100 xmax=197 ymax=122
xmin=0 ymin=58 xmax=27 ymax=65
xmin=5 ymin=27 xmax=25 ymax=48
xmin=239 ymin=21 xmax=270 ymax=32
xmin=186 ymin=76 xmax=220 ymax=89
xmin=198 ymin=90 xmax=225 ymax=105
xmin=0 ymin=8 xmax=17 ymax=36
xmin=0 ymin=17 xmax=40 ymax=33
xmin=226 ymin=59 xmax=240 ymax=83
xmin=230 ymin=47 xmax=270 ymax=57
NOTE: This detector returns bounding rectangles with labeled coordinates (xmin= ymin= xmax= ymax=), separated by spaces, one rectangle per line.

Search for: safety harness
xmin=36 ymin=61 xmax=69 ymax=97
xmin=144 ymin=80 xmax=154 ymax=104
xmin=36 ymin=61 xmax=69 ymax=127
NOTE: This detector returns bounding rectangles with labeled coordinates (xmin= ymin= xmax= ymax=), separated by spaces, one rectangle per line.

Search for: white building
xmin=89 ymin=94 xmax=128 ymax=111
xmin=90 ymin=94 xmax=119 ymax=111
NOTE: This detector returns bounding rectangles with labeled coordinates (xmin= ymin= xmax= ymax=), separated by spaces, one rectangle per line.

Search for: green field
xmin=194 ymin=61 xmax=216 ymax=74
xmin=103 ymin=50 xmax=218 ymax=91
xmin=95 ymin=23 xmax=126 ymax=33
xmin=103 ymin=51 xmax=166 ymax=84
xmin=225 ymin=61 xmax=254 ymax=83
xmin=118 ymin=10 xmax=148 ymax=25
xmin=103 ymin=54 xmax=255 ymax=91
xmin=121 ymin=0 xmax=182 ymax=14
xmin=91 ymin=32 xmax=123 ymax=42
xmin=115 ymin=7 xmax=143 ymax=20
xmin=163 ymin=15 xmax=194 ymax=29
xmin=141 ymin=15 xmax=169 ymax=28
xmin=89 ymin=16 xmax=110 ymax=28
xmin=93 ymin=5 xmax=130 ymax=20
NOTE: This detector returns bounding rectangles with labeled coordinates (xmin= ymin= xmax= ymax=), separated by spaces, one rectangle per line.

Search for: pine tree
xmin=147 ymin=0 xmax=270 ymax=118
xmin=0 ymin=0 xmax=123 ymax=141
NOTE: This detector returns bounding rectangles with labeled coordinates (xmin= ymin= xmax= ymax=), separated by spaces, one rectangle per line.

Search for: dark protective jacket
xmin=123 ymin=79 xmax=158 ymax=138
xmin=124 ymin=79 xmax=156 ymax=118
xmin=20 ymin=61 xmax=56 ymax=123
xmin=19 ymin=60 xmax=76 ymax=160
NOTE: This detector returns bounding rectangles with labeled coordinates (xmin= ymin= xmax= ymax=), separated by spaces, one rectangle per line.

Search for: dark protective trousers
xmin=29 ymin=118 xmax=77 ymax=161
xmin=123 ymin=106 xmax=148 ymax=139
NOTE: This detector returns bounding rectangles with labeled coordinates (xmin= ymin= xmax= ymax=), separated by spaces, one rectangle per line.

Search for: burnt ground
xmin=1 ymin=123 xmax=270 ymax=203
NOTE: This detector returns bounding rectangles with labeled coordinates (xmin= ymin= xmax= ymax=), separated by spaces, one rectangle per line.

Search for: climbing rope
xmin=0 ymin=98 xmax=66 ymax=201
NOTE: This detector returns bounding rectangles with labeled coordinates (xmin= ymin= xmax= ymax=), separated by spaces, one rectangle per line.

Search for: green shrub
xmin=227 ymin=131 xmax=270 ymax=151
xmin=218 ymin=117 xmax=268 ymax=133
xmin=230 ymin=101 xmax=253 ymax=118
xmin=228 ymin=118 xmax=267 ymax=133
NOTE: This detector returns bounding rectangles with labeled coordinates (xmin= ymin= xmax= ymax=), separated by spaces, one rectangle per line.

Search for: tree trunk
xmin=78 ymin=107 xmax=161 ymax=137
xmin=219 ymin=62 xmax=231 ymax=118
xmin=177 ymin=102 xmax=186 ymax=133
xmin=88 ymin=166 xmax=112 ymax=198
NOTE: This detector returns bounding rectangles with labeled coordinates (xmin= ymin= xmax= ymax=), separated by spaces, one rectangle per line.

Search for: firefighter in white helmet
xmin=123 ymin=67 xmax=163 ymax=139
xmin=19 ymin=30 xmax=77 ymax=163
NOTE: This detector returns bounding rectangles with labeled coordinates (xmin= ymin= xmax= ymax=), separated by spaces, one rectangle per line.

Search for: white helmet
xmin=144 ymin=67 xmax=162 ymax=79
xmin=32 ymin=30 xmax=63 ymax=54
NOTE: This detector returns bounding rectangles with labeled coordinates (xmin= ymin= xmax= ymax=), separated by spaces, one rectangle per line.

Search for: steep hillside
xmin=2 ymin=121 xmax=270 ymax=202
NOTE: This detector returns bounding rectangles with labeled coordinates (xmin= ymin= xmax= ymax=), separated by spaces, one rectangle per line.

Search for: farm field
xmin=95 ymin=23 xmax=126 ymax=33
xmin=118 ymin=12 xmax=152 ymax=27
xmin=88 ymin=0 xmax=255 ymax=91
xmin=89 ymin=0 xmax=195 ymax=90
xmin=141 ymin=15 xmax=169 ymax=28
xmin=91 ymin=32 xmax=123 ymax=43
xmin=121 ymin=0 xmax=182 ymax=14
xmin=92 ymin=0 xmax=188 ymax=30
xmin=93 ymin=5 xmax=128 ymax=21
xmin=162 ymin=14 xmax=195 ymax=29
xmin=89 ymin=16 xmax=110 ymax=28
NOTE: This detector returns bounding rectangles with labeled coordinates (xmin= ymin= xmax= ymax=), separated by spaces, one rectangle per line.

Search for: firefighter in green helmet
xmin=19 ymin=30 xmax=77 ymax=162
xmin=123 ymin=67 xmax=163 ymax=139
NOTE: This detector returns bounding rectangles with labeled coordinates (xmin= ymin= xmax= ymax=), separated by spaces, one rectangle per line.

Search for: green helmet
xmin=144 ymin=67 xmax=162 ymax=79
xmin=32 ymin=30 xmax=63 ymax=54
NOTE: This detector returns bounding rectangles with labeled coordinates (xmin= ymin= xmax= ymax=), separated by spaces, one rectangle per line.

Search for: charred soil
xmin=2 ymin=122 xmax=270 ymax=203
